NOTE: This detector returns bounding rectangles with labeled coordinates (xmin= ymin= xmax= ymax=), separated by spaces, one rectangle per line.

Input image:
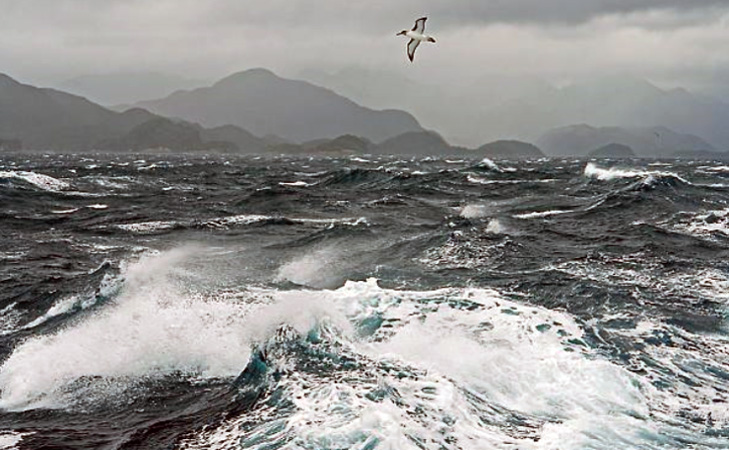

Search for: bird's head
xmin=396 ymin=30 xmax=407 ymax=36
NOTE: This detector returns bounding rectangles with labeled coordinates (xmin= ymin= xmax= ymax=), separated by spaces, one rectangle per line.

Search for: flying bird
xmin=397 ymin=17 xmax=436 ymax=62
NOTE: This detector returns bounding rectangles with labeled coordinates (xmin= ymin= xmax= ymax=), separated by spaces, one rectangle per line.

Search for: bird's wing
xmin=412 ymin=17 xmax=427 ymax=34
xmin=407 ymin=39 xmax=420 ymax=62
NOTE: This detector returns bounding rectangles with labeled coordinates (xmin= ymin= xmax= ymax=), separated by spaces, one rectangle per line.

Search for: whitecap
xmin=0 ymin=432 xmax=28 ymax=449
xmin=477 ymin=158 xmax=501 ymax=171
xmin=514 ymin=209 xmax=573 ymax=219
xmin=278 ymin=181 xmax=312 ymax=187
xmin=51 ymin=208 xmax=80 ymax=215
xmin=0 ymin=170 xmax=70 ymax=191
xmin=460 ymin=204 xmax=489 ymax=219
xmin=116 ymin=220 xmax=179 ymax=233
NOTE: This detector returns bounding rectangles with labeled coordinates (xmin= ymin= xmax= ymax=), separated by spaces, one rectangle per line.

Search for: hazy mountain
xmin=375 ymin=131 xmax=463 ymax=156
xmin=58 ymin=72 xmax=205 ymax=107
xmin=588 ymin=143 xmax=636 ymax=158
xmin=476 ymin=140 xmax=544 ymax=159
xmin=537 ymin=124 xmax=713 ymax=157
xmin=133 ymin=68 xmax=423 ymax=143
xmin=267 ymin=134 xmax=372 ymax=156
xmin=0 ymin=73 xmax=254 ymax=152
xmin=200 ymin=125 xmax=267 ymax=153
xmin=0 ymin=73 xmax=156 ymax=150
xmin=301 ymin=68 xmax=729 ymax=151
xmin=300 ymin=68 xmax=554 ymax=148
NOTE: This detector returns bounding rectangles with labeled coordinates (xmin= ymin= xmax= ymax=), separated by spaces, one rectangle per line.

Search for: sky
xmin=2 ymin=0 xmax=729 ymax=96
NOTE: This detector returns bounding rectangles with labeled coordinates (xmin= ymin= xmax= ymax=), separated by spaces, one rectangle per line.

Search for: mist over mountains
xmin=132 ymin=68 xmax=424 ymax=144
xmin=1 ymin=66 xmax=727 ymax=158
xmin=301 ymin=68 xmax=729 ymax=153
xmin=59 ymin=72 xmax=206 ymax=107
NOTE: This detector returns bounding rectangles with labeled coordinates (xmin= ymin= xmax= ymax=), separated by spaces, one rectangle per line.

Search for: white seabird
xmin=397 ymin=17 xmax=436 ymax=62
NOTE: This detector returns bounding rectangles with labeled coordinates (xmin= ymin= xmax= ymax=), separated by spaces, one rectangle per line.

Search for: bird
xmin=396 ymin=17 xmax=436 ymax=62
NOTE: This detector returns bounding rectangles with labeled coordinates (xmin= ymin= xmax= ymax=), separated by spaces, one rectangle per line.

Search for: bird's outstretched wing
xmin=412 ymin=17 xmax=427 ymax=34
xmin=407 ymin=39 xmax=420 ymax=62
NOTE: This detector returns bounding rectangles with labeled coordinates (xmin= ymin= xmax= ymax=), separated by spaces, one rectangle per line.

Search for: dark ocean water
xmin=1 ymin=153 xmax=729 ymax=449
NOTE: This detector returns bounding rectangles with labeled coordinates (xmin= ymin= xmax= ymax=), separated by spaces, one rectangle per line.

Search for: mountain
xmin=588 ymin=143 xmax=636 ymax=158
xmin=267 ymin=134 xmax=372 ymax=156
xmin=374 ymin=131 xmax=462 ymax=156
xmin=98 ymin=117 xmax=241 ymax=153
xmin=200 ymin=125 xmax=267 ymax=153
xmin=537 ymin=124 xmax=714 ymax=157
xmin=476 ymin=140 xmax=544 ymax=159
xmin=300 ymin=69 xmax=729 ymax=151
xmin=0 ymin=73 xmax=255 ymax=152
xmin=299 ymin=68 xmax=552 ymax=147
xmin=58 ymin=72 xmax=204 ymax=107
xmin=0 ymin=73 xmax=156 ymax=150
xmin=133 ymin=68 xmax=424 ymax=143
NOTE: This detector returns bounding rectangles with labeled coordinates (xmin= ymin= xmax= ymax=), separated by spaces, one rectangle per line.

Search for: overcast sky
xmin=2 ymin=0 xmax=729 ymax=95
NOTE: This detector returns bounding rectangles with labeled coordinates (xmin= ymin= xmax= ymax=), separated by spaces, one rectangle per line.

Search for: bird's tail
xmin=428 ymin=37 xmax=436 ymax=43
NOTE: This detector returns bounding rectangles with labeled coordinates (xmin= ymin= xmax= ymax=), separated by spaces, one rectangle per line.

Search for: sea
xmin=0 ymin=153 xmax=728 ymax=449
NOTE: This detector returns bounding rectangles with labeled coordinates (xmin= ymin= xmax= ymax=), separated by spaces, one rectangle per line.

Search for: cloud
xmin=0 ymin=0 xmax=728 ymax=98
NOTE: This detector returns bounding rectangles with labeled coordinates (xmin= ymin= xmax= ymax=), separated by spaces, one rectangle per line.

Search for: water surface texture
xmin=1 ymin=154 xmax=729 ymax=449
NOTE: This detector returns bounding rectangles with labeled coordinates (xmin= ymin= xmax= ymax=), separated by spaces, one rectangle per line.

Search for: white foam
xmin=0 ymin=248 xmax=348 ymax=411
xmin=23 ymin=272 xmax=118 ymax=330
xmin=116 ymin=220 xmax=178 ymax=233
xmin=279 ymin=181 xmax=312 ymax=187
xmin=275 ymin=247 xmax=346 ymax=288
xmin=485 ymin=218 xmax=505 ymax=234
xmin=584 ymin=163 xmax=648 ymax=181
xmin=0 ymin=303 xmax=22 ymax=336
xmin=672 ymin=208 xmax=729 ymax=238
xmin=114 ymin=215 xmax=367 ymax=234
xmin=514 ymin=209 xmax=573 ymax=219
xmin=182 ymin=280 xmax=665 ymax=450
xmin=0 ymin=432 xmax=27 ymax=449
xmin=51 ymin=208 xmax=80 ymax=215
xmin=0 ymin=170 xmax=69 ymax=191
xmin=584 ymin=163 xmax=687 ymax=186
xmin=204 ymin=214 xmax=272 ymax=228
xmin=698 ymin=165 xmax=729 ymax=173
xmin=460 ymin=204 xmax=489 ymax=219
xmin=478 ymin=158 xmax=501 ymax=171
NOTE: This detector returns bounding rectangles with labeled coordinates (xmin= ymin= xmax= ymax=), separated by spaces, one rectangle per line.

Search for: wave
xmin=115 ymin=214 xmax=368 ymax=234
xmin=475 ymin=158 xmax=501 ymax=172
xmin=514 ymin=209 xmax=574 ymax=219
xmin=180 ymin=280 xmax=677 ymax=450
xmin=671 ymin=208 xmax=729 ymax=239
xmin=0 ymin=170 xmax=70 ymax=191
xmin=0 ymin=248 xmax=338 ymax=410
xmin=584 ymin=163 xmax=689 ymax=187
xmin=0 ymin=249 xmax=721 ymax=448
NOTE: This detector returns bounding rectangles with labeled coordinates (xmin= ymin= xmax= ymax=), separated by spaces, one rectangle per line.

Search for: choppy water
xmin=1 ymin=153 xmax=729 ymax=449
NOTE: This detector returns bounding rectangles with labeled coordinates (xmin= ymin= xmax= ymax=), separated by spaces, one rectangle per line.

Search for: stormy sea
xmin=2 ymin=153 xmax=729 ymax=450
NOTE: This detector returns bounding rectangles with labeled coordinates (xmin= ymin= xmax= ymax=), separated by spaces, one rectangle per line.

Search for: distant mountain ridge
xmin=300 ymin=68 xmax=729 ymax=152
xmin=537 ymin=124 xmax=713 ymax=157
xmin=133 ymin=68 xmax=424 ymax=143
xmin=0 ymin=73 xmax=265 ymax=152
